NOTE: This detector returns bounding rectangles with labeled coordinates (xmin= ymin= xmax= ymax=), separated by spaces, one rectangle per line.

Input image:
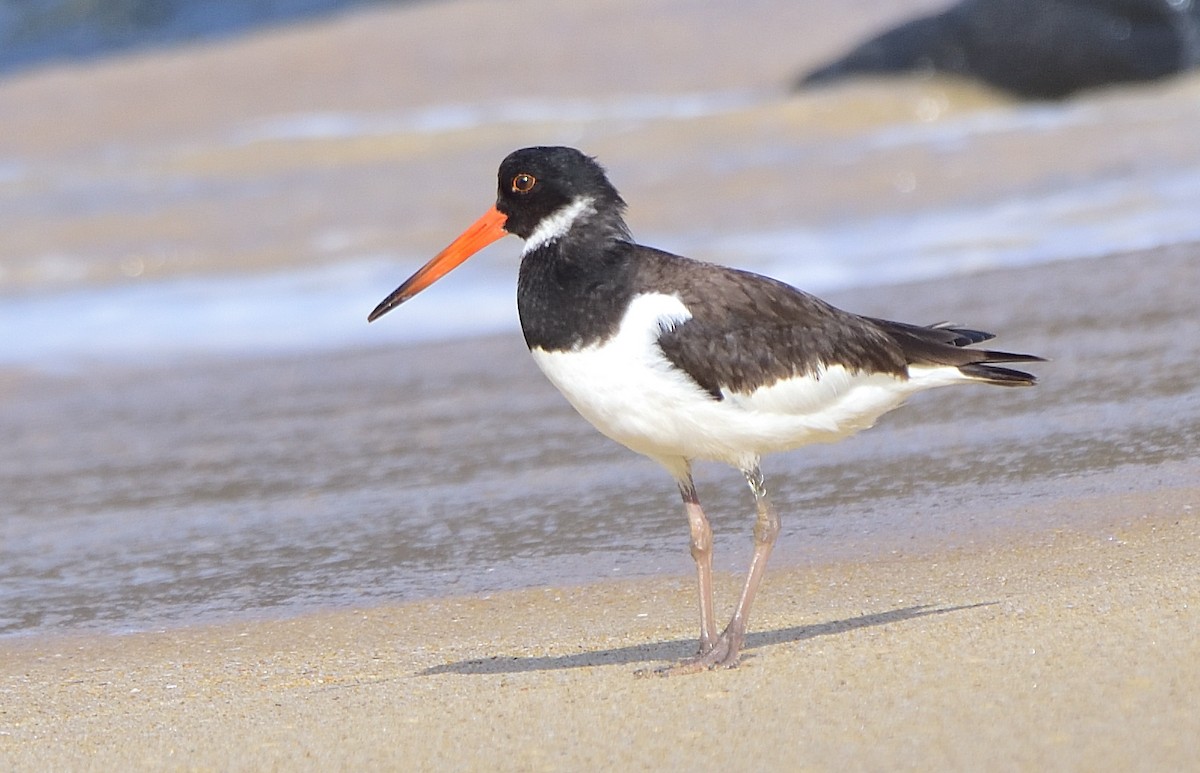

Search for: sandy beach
xmin=2 ymin=487 xmax=1197 ymax=771
xmin=3 ymin=245 xmax=1200 ymax=771
xmin=3 ymin=0 xmax=1200 ymax=769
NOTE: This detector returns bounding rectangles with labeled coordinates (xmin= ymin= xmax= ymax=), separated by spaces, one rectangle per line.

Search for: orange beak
xmin=368 ymin=206 xmax=508 ymax=322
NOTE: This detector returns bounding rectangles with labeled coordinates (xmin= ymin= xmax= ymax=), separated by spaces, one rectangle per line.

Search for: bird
xmin=368 ymin=146 xmax=1042 ymax=674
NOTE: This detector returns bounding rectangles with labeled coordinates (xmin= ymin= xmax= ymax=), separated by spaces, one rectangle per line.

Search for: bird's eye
xmin=512 ymin=173 xmax=536 ymax=193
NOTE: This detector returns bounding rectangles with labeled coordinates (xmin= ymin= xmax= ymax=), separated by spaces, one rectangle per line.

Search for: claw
xmin=655 ymin=630 xmax=745 ymax=676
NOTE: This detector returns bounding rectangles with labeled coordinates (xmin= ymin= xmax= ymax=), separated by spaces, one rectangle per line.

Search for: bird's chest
xmin=515 ymin=247 xmax=639 ymax=352
xmin=525 ymin=293 xmax=716 ymax=458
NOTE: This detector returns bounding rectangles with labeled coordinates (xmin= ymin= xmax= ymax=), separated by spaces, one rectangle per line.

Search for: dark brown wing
xmin=635 ymin=249 xmax=1041 ymax=397
xmin=636 ymin=252 xmax=909 ymax=398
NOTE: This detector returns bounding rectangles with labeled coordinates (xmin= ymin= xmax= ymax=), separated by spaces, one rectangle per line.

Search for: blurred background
xmin=3 ymin=0 xmax=1198 ymax=363
xmin=2 ymin=0 xmax=1198 ymax=637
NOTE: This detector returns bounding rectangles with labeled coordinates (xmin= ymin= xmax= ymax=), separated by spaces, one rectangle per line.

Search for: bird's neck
xmin=516 ymin=230 xmax=637 ymax=353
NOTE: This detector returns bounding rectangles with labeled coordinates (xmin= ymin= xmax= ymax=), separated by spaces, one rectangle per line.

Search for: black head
xmin=368 ymin=146 xmax=628 ymax=323
xmin=495 ymin=146 xmax=628 ymax=241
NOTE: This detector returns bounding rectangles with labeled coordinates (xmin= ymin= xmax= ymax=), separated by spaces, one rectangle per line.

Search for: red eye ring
xmin=512 ymin=173 xmax=536 ymax=193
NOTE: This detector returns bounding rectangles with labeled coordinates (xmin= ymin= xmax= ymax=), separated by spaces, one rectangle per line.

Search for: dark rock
xmin=799 ymin=0 xmax=1200 ymax=99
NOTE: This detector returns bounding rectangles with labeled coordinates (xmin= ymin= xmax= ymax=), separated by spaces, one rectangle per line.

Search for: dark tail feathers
xmin=869 ymin=318 xmax=1044 ymax=387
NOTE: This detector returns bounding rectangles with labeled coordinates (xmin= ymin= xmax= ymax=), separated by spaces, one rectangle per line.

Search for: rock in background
xmin=798 ymin=0 xmax=1200 ymax=99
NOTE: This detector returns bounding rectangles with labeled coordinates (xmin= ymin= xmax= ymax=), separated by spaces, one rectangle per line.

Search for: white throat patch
xmin=521 ymin=197 xmax=596 ymax=255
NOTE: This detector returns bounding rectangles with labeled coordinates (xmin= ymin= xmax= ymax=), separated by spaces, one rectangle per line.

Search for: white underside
xmin=530 ymin=292 xmax=977 ymax=478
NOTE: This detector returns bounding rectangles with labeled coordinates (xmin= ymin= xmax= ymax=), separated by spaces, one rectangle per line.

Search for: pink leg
xmin=662 ymin=463 xmax=779 ymax=675
xmin=678 ymin=475 xmax=718 ymax=652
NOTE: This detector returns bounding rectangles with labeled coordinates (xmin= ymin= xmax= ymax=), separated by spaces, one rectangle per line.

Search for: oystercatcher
xmin=369 ymin=146 xmax=1041 ymax=674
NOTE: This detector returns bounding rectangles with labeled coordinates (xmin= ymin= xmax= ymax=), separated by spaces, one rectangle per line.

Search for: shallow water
xmin=2 ymin=0 xmax=1199 ymax=637
xmin=3 ymin=249 xmax=1198 ymax=638
xmin=5 ymin=156 xmax=1200 ymax=366
xmin=3 ymin=71 xmax=1200 ymax=365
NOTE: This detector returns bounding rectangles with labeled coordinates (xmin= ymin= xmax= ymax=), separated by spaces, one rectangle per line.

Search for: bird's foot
xmin=654 ymin=631 xmax=744 ymax=676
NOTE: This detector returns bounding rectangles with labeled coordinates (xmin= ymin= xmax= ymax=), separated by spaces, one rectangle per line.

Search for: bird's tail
xmin=871 ymin=319 xmax=1044 ymax=387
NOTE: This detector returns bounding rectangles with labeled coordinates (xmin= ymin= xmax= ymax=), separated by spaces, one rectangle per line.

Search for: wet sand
xmin=4 ymin=245 xmax=1199 ymax=637
xmin=2 ymin=489 xmax=1197 ymax=771
xmin=3 ymin=247 xmax=1199 ymax=770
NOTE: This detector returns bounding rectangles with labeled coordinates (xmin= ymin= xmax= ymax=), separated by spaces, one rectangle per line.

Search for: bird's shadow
xmin=418 ymin=601 xmax=994 ymax=676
